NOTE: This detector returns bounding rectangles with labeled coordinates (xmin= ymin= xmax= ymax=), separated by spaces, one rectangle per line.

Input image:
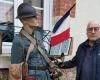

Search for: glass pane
xmin=4 ymin=0 xmax=13 ymax=2
xmin=24 ymin=0 xmax=43 ymax=8
xmin=0 ymin=0 xmax=14 ymax=42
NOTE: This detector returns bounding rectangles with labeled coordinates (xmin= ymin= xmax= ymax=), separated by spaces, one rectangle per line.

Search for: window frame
xmin=1 ymin=0 xmax=53 ymax=54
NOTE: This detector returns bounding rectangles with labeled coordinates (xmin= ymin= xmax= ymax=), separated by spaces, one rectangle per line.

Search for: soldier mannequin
xmin=9 ymin=3 xmax=51 ymax=80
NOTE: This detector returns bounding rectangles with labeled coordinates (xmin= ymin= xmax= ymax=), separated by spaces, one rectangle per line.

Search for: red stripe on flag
xmin=51 ymin=28 xmax=70 ymax=46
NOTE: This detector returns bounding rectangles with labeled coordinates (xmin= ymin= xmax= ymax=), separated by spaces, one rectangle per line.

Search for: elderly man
xmin=59 ymin=20 xmax=100 ymax=80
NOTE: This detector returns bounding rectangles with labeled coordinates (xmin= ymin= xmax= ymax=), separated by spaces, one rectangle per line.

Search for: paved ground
xmin=0 ymin=68 xmax=76 ymax=80
xmin=61 ymin=67 xmax=76 ymax=80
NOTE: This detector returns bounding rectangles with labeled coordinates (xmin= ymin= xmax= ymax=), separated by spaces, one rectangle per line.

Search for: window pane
xmin=4 ymin=0 xmax=13 ymax=2
xmin=24 ymin=0 xmax=43 ymax=8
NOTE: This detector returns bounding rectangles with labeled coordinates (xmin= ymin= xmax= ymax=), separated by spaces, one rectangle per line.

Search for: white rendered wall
xmin=70 ymin=0 xmax=100 ymax=57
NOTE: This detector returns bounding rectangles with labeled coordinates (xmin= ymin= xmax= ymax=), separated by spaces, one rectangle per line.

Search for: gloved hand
xmin=57 ymin=62 xmax=64 ymax=68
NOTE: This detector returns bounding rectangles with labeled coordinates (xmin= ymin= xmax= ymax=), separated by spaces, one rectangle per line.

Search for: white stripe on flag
xmin=52 ymin=16 xmax=70 ymax=36
xmin=50 ymin=38 xmax=71 ymax=55
xmin=50 ymin=16 xmax=70 ymax=55
xmin=51 ymin=16 xmax=70 ymax=46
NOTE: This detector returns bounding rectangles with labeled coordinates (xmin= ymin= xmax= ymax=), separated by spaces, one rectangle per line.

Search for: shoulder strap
xmin=20 ymin=30 xmax=63 ymax=78
xmin=20 ymin=29 xmax=52 ymax=65
xmin=26 ymin=43 xmax=34 ymax=62
xmin=20 ymin=31 xmax=34 ymax=62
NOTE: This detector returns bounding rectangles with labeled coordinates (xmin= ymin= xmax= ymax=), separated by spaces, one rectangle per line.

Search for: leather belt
xmin=28 ymin=66 xmax=48 ymax=70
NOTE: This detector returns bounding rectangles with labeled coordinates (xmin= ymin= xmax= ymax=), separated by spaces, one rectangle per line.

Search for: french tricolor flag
xmin=50 ymin=4 xmax=75 ymax=55
xmin=51 ymin=16 xmax=70 ymax=47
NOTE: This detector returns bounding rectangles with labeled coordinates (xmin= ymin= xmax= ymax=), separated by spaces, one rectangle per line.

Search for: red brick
xmin=53 ymin=0 xmax=76 ymax=17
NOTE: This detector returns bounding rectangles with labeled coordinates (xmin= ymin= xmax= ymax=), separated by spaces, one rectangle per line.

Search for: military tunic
xmin=11 ymin=29 xmax=51 ymax=80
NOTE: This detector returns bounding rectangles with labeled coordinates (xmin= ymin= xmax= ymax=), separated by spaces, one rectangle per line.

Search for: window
xmin=0 ymin=0 xmax=14 ymax=42
xmin=4 ymin=0 xmax=13 ymax=2
xmin=24 ymin=0 xmax=43 ymax=8
xmin=0 ymin=0 xmax=14 ymax=55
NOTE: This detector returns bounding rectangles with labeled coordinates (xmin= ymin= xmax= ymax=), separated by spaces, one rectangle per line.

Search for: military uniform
xmin=11 ymin=29 xmax=51 ymax=80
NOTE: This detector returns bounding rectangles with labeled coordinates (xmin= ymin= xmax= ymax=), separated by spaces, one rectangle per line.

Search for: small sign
xmin=50 ymin=37 xmax=73 ymax=56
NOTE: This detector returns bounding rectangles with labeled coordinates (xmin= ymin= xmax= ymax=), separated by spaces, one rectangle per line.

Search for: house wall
xmin=51 ymin=0 xmax=100 ymax=79
xmin=0 ymin=0 xmax=100 ymax=79
xmin=0 ymin=0 xmax=100 ymax=68
xmin=53 ymin=0 xmax=100 ymax=59
xmin=70 ymin=0 xmax=100 ymax=57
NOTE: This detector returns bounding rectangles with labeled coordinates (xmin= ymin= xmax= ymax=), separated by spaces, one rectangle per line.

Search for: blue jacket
xmin=63 ymin=38 xmax=100 ymax=80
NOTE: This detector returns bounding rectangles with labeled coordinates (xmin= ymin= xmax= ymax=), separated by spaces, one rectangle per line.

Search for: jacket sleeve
xmin=11 ymin=35 xmax=23 ymax=64
xmin=62 ymin=44 xmax=81 ymax=69
xmin=63 ymin=54 xmax=77 ymax=68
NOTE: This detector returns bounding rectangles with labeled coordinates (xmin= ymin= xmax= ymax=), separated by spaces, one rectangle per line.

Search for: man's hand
xmin=9 ymin=64 xmax=22 ymax=80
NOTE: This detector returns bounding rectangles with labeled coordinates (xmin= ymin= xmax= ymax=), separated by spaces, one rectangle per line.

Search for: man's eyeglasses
xmin=87 ymin=27 xmax=100 ymax=32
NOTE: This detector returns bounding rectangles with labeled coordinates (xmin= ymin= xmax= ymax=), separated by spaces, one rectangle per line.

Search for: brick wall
xmin=36 ymin=0 xmax=76 ymax=27
xmin=53 ymin=0 xmax=76 ymax=18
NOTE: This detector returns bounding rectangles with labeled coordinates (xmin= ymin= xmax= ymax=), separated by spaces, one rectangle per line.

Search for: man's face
xmin=87 ymin=21 xmax=100 ymax=41
xmin=22 ymin=17 xmax=39 ymax=28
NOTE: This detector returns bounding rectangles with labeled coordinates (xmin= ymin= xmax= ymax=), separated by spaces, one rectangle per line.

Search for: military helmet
xmin=16 ymin=3 xmax=37 ymax=19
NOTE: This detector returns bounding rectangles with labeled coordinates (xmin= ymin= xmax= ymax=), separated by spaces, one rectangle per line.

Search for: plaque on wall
xmin=50 ymin=37 xmax=73 ymax=56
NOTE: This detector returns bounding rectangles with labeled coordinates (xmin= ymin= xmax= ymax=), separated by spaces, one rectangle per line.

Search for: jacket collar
xmin=95 ymin=38 xmax=100 ymax=44
xmin=83 ymin=38 xmax=100 ymax=47
xmin=83 ymin=40 xmax=90 ymax=47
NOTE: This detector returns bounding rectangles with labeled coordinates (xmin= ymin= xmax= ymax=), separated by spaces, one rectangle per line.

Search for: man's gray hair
xmin=87 ymin=20 xmax=100 ymax=28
